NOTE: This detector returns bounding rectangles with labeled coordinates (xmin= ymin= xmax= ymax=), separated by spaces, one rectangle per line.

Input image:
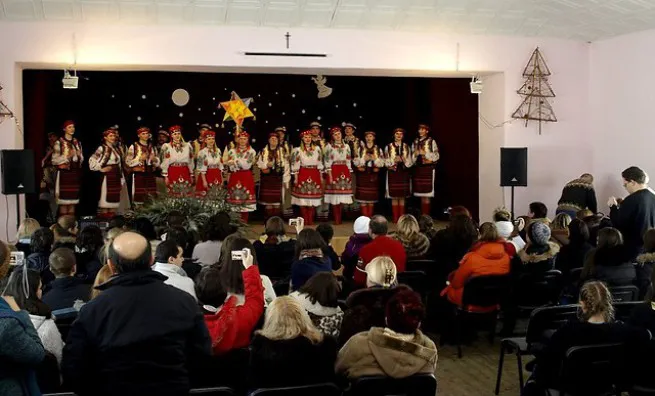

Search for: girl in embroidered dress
xmin=354 ymin=131 xmax=385 ymax=218
xmin=195 ymin=129 xmax=224 ymax=197
xmin=258 ymin=132 xmax=291 ymax=218
xmin=52 ymin=120 xmax=84 ymax=216
xmin=225 ymin=131 xmax=257 ymax=222
xmin=126 ymin=127 xmax=160 ymax=205
xmin=411 ymin=124 xmax=440 ymax=216
xmin=324 ymin=126 xmax=353 ymax=225
xmin=160 ymin=125 xmax=195 ymax=196
xmin=385 ymin=128 xmax=415 ymax=223
xmin=291 ymin=130 xmax=324 ymax=226
xmin=89 ymin=129 xmax=123 ymax=218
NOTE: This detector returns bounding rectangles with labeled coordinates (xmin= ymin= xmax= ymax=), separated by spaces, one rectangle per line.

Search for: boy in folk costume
xmin=343 ymin=122 xmax=361 ymax=218
xmin=89 ymin=129 xmax=124 ymax=218
xmin=324 ymin=126 xmax=353 ymax=225
xmin=125 ymin=127 xmax=160 ymax=205
xmin=385 ymin=128 xmax=414 ymax=223
xmin=51 ymin=120 xmax=84 ymax=216
xmin=411 ymin=124 xmax=440 ymax=215
xmin=354 ymin=131 xmax=385 ymax=218
xmin=195 ymin=130 xmax=224 ymax=197
xmin=257 ymin=132 xmax=290 ymax=218
xmin=276 ymin=126 xmax=294 ymax=219
xmin=291 ymin=130 xmax=325 ymax=225
xmin=160 ymin=125 xmax=195 ymax=196
xmin=225 ymin=131 xmax=257 ymax=222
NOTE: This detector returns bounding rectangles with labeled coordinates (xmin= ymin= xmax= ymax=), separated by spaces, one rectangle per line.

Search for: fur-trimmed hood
xmin=518 ymin=242 xmax=560 ymax=264
xmin=290 ymin=291 xmax=342 ymax=317
xmin=636 ymin=252 xmax=655 ymax=266
xmin=392 ymin=233 xmax=430 ymax=259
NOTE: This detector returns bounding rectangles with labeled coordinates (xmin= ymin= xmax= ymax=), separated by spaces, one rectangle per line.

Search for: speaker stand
xmin=14 ymin=193 xmax=20 ymax=233
xmin=510 ymin=186 xmax=515 ymax=221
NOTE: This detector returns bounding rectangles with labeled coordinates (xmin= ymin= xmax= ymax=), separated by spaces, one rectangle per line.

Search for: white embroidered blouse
xmin=160 ymin=141 xmax=194 ymax=176
xmin=196 ymin=146 xmax=224 ymax=174
xmin=290 ymin=145 xmax=324 ymax=174
xmin=89 ymin=144 xmax=122 ymax=171
xmin=224 ymin=146 xmax=256 ymax=172
xmin=324 ymin=142 xmax=352 ymax=171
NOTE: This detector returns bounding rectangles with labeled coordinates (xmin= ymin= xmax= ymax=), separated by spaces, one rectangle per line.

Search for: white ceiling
xmin=1 ymin=0 xmax=655 ymax=41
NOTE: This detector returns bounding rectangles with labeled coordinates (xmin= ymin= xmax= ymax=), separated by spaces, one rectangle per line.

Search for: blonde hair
xmin=257 ymin=296 xmax=323 ymax=344
xmin=552 ymin=213 xmax=572 ymax=231
xmin=365 ymin=256 xmax=397 ymax=288
xmin=16 ymin=218 xmax=40 ymax=241
xmin=91 ymin=265 xmax=114 ymax=299
xmin=397 ymin=215 xmax=420 ymax=238
xmin=57 ymin=215 xmax=77 ymax=233
xmin=579 ymin=281 xmax=614 ymax=322
xmin=479 ymin=222 xmax=499 ymax=242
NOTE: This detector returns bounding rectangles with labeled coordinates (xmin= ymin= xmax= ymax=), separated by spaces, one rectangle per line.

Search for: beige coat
xmin=335 ymin=327 xmax=437 ymax=379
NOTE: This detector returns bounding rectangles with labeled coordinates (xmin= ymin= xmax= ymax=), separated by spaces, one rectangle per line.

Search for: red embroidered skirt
xmin=413 ymin=165 xmax=435 ymax=195
xmin=292 ymin=167 xmax=323 ymax=200
xmin=132 ymin=171 xmax=157 ymax=204
xmin=355 ymin=169 xmax=379 ymax=203
xmin=196 ymin=167 xmax=223 ymax=195
xmin=325 ymin=164 xmax=352 ymax=195
xmin=104 ymin=166 xmax=122 ymax=205
xmin=56 ymin=163 xmax=82 ymax=204
xmin=227 ymin=169 xmax=256 ymax=205
xmin=167 ymin=164 xmax=192 ymax=196
xmin=259 ymin=172 xmax=283 ymax=205
xmin=387 ymin=167 xmax=411 ymax=198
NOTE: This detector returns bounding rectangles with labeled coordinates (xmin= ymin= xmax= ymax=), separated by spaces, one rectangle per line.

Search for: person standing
xmin=160 ymin=125 xmax=195 ymax=196
xmin=258 ymin=131 xmax=290 ymax=218
xmin=608 ymin=166 xmax=655 ymax=259
xmin=309 ymin=121 xmax=329 ymax=222
xmin=343 ymin=122 xmax=361 ymax=218
xmin=225 ymin=131 xmax=257 ymax=222
xmin=556 ymin=173 xmax=598 ymax=217
xmin=125 ymin=127 xmax=160 ymax=206
xmin=385 ymin=128 xmax=414 ymax=223
xmin=89 ymin=129 xmax=124 ymax=219
xmin=354 ymin=131 xmax=385 ymax=218
xmin=324 ymin=126 xmax=353 ymax=225
xmin=194 ymin=129 xmax=224 ymax=197
xmin=411 ymin=124 xmax=439 ymax=216
xmin=291 ymin=130 xmax=325 ymax=225
xmin=52 ymin=120 xmax=83 ymax=216
xmin=276 ymin=126 xmax=294 ymax=219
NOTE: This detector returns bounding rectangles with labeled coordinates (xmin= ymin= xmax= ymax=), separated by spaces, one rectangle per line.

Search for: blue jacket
xmin=290 ymin=256 xmax=332 ymax=291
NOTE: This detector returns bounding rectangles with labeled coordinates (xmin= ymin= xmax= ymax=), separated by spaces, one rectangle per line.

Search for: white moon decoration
xmin=172 ymin=89 xmax=190 ymax=107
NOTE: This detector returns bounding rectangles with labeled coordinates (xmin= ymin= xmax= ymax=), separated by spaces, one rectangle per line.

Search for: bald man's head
xmin=108 ymin=231 xmax=152 ymax=273
xmin=369 ymin=215 xmax=388 ymax=238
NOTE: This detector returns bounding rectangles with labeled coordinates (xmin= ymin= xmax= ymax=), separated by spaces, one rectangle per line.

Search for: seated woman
xmin=430 ymin=209 xmax=479 ymax=274
xmin=555 ymin=219 xmax=592 ymax=276
xmin=441 ymin=222 xmax=511 ymax=312
xmin=253 ymin=216 xmax=298 ymax=281
xmin=290 ymin=229 xmax=332 ymax=291
xmin=192 ymin=213 xmax=233 ymax=267
xmin=392 ymin=215 xmax=430 ymax=261
xmin=580 ymin=227 xmax=636 ymax=287
xmin=336 ymin=289 xmax=437 ymax=379
xmin=249 ymin=296 xmax=337 ymax=389
xmin=549 ymin=213 xmax=571 ymax=247
xmin=524 ymin=281 xmax=648 ymax=396
xmin=74 ymin=225 xmax=104 ymax=284
xmin=15 ymin=218 xmax=40 ymax=255
xmin=290 ymin=272 xmax=344 ymax=338
xmin=220 ymin=238 xmax=276 ymax=306
xmin=515 ymin=221 xmax=560 ymax=277
xmin=635 ymin=228 xmax=655 ymax=298
xmin=341 ymin=216 xmax=372 ymax=280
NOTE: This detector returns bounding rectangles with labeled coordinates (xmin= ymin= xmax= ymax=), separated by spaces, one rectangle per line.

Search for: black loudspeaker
xmin=1 ymin=149 xmax=36 ymax=194
xmin=500 ymin=148 xmax=528 ymax=187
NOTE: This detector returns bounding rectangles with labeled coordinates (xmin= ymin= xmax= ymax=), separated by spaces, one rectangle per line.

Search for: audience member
xmin=290 ymin=272 xmax=344 ymax=338
xmin=26 ymin=227 xmax=55 ymax=287
xmin=580 ymin=227 xmax=636 ymax=287
xmin=441 ymin=222 xmax=511 ymax=311
xmin=550 ymin=213 xmax=571 ymax=246
xmin=628 ymin=292 xmax=655 ymax=388
xmin=220 ymin=237 xmax=276 ymax=306
xmin=430 ymin=212 xmax=479 ymax=275
xmin=167 ymin=226 xmax=202 ymax=279
xmin=636 ymin=228 xmax=655 ymax=298
xmin=576 ymin=208 xmax=594 ymax=220
xmin=393 ymin=215 xmax=430 ymax=260
xmin=152 ymin=240 xmax=197 ymax=300
xmin=0 ymin=241 xmax=12 ymax=284
xmin=555 ymin=219 xmax=593 ymax=276
xmin=515 ymin=221 xmax=559 ymax=276
xmin=291 ymin=229 xmax=332 ymax=291
xmin=249 ymin=296 xmax=337 ymax=388
xmin=253 ymin=216 xmax=297 ymax=281
xmin=90 ymin=265 xmax=114 ymax=300
xmin=341 ymin=216 xmax=372 ymax=280
xmin=106 ymin=215 xmax=127 ymax=232
xmin=5 ymin=267 xmax=64 ymax=365
xmin=355 ymin=215 xmax=407 ymax=287
xmin=419 ymin=214 xmax=438 ymax=240
xmin=43 ymin=247 xmax=91 ymax=311
xmin=133 ymin=217 xmax=159 ymax=251
xmin=581 ymin=212 xmax=612 ymax=247
xmin=193 ymin=212 xmax=232 ymax=266
xmin=52 ymin=215 xmax=78 ymax=247
xmin=609 ymin=166 xmax=655 ymax=259
xmin=556 ymin=173 xmax=598 ymax=217
xmin=528 ymin=202 xmax=550 ymax=223
xmin=317 ymin=223 xmax=341 ymax=270
xmin=74 ymin=225 xmax=104 ymax=284
xmin=62 ymin=231 xmax=211 ymax=396
xmin=15 ymin=218 xmax=40 ymax=255
xmin=336 ymin=289 xmax=437 ymax=379
xmin=448 ymin=206 xmax=471 ymax=219
xmin=202 ymin=242 xmax=264 ymax=355
xmin=493 ymin=207 xmax=525 ymax=255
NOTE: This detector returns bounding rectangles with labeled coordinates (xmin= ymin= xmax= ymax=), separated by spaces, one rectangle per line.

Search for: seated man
xmin=62 ymin=231 xmax=211 ymax=396
xmin=152 ymin=240 xmax=197 ymax=300
xmin=43 ymin=247 xmax=91 ymax=311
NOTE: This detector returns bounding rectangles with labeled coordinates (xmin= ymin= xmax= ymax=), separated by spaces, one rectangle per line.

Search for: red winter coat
xmin=204 ymin=265 xmax=264 ymax=355
xmin=354 ymin=235 xmax=407 ymax=287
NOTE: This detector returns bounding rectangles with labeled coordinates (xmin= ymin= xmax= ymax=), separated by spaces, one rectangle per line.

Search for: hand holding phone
xmin=232 ymin=248 xmax=253 ymax=269
xmin=289 ymin=217 xmax=304 ymax=234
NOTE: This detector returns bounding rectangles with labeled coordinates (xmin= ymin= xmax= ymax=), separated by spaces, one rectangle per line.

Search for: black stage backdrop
xmin=23 ymin=70 xmax=479 ymax=221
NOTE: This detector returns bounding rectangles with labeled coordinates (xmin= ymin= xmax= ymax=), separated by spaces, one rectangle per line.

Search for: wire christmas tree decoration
xmin=512 ymin=47 xmax=557 ymax=135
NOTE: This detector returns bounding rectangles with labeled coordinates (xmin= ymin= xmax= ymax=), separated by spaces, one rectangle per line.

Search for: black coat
xmin=42 ymin=277 xmax=91 ymax=311
xmin=249 ymin=334 xmax=337 ymax=389
xmin=581 ymin=246 xmax=636 ymax=287
xmin=253 ymin=238 xmax=296 ymax=281
xmin=557 ymin=178 xmax=598 ymax=213
xmin=635 ymin=252 xmax=655 ymax=298
xmin=556 ymin=241 xmax=593 ymax=274
xmin=62 ymin=270 xmax=211 ymax=396
xmin=26 ymin=251 xmax=54 ymax=287
xmin=74 ymin=250 xmax=103 ymax=284
xmin=610 ymin=189 xmax=655 ymax=259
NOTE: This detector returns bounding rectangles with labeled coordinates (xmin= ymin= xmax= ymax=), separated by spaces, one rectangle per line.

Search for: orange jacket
xmin=441 ymin=241 xmax=511 ymax=310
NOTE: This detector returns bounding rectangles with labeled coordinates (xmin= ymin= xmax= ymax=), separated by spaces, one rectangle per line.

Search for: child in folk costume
xmin=291 ymin=130 xmax=325 ymax=226
xmin=89 ymin=129 xmax=124 ymax=218
xmin=125 ymin=127 xmax=160 ymax=205
xmin=411 ymin=124 xmax=440 ymax=215
xmin=276 ymin=126 xmax=294 ymax=219
xmin=385 ymin=128 xmax=415 ymax=223
xmin=195 ymin=129 xmax=224 ymax=197
xmin=51 ymin=120 xmax=84 ymax=216
xmin=160 ymin=125 xmax=195 ymax=196
xmin=354 ymin=131 xmax=385 ymax=218
xmin=225 ymin=131 xmax=257 ymax=222
xmin=324 ymin=126 xmax=353 ymax=225
xmin=257 ymin=132 xmax=291 ymax=218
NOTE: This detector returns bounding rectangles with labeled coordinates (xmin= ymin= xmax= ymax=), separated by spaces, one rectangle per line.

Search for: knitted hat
xmin=528 ymin=221 xmax=551 ymax=246
xmin=495 ymin=221 xmax=514 ymax=239
xmin=354 ymin=216 xmax=371 ymax=234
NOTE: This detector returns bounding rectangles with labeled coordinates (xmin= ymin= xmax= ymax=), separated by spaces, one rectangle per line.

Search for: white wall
xmin=0 ymin=22 xmax=590 ymax=236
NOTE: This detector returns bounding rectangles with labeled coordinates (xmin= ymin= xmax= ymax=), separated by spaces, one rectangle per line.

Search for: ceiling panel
xmin=226 ymin=4 xmax=261 ymax=25
xmin=42 ymin=0 xmax=75 ymax=20
xmin=3 ymin=0 xmax=37 ymax=19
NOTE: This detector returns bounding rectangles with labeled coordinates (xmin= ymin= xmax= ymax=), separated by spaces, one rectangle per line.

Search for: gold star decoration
xmin=220 ymin=91 xmax=255 ymax=128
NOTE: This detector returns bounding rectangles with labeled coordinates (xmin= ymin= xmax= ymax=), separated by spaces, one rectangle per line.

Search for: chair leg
xmin=494 ymin=344 xmax=506 ymax=395
xmin=488 ymin=311 xmax=498 ymax=345
xmin=456 ymin=311 xmax=463 ymax=359
xmin=517 ymin=351 xmax=524 ymax=390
